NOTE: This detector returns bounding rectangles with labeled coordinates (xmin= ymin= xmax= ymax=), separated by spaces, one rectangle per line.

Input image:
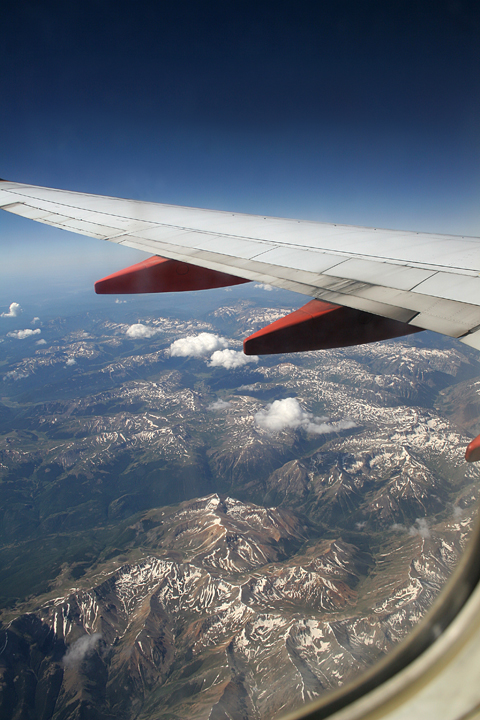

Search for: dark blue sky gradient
xmin=1 ymin=0 xmax=480 ymax=303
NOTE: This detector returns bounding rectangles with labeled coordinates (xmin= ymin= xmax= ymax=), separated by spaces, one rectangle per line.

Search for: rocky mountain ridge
xmin=1 ymin=303 xmax=480 ymax=719
xmin=0 ymin=493 xmax=473 ymax=720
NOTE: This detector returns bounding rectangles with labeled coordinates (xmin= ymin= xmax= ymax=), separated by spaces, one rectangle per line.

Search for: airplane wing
xmin=5 ymin=177 xmax=480 ymax=718
xmin=1 ymin=179 xmax=480 ymax=351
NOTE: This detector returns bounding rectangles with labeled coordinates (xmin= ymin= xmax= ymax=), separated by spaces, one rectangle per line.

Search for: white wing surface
xmin=2 ymin=180 xmax=480 ymax=349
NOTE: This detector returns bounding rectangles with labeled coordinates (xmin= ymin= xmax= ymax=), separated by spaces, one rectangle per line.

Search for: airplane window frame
xmin=280 ymin=507 xmax=480 ymax=720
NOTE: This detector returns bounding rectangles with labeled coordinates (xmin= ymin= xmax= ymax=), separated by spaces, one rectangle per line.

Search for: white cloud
xmin=391 ymin=523 xmax=406 ymax=532
xmin=255 ymin=397 xmax=356 ymax=435
xmin=66 ymin=357 xmax=76 ymax=366
xmin=255 ymin=398 xmax=310 ymax=433
xmin=453 ymin=506 xmax=463 ymax=519
xmin=169 ymin=332 xmax=228 ymax=358
xmin=36 ymin=339 xmax=47 ymax=345
xmin=126 ymin=323 xmax=159 ymax=339
xmin=32 ymin=317 xmax=40 ymax=324
xmin=409 ymin=518 xmax=430 ymax=539
xmin=7 ymin=328 xmax=41 ymax=340
xmin=254 ymin=283 xmax=274 ymax=291
xmin=1 ymin=302 xmax=22 ymax=318
xmin=115 ymin=298 xmax=127 ymax=304
xmin=63 ymin=633 xmax=101 ymax=668
xmin=208 ymin=399 xmax=231 ymax=411
xmin=208 ymin=348 xmax=259 ymax=370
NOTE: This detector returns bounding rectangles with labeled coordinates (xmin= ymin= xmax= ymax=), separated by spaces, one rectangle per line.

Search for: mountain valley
xmin=1 ymin=293 xmax=479 ymax=719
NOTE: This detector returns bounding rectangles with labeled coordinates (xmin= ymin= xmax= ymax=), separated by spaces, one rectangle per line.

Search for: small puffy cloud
xmin=391 ymin=523 xmax=406 ymax=532
xmin=126 ymin=323 xmax=159 ymax=339
xmin=255 ymin=398 xmax=310 ymax=433
xmin=453 ymin=506 xmax=463 ymax=519
xmin=7 ymin=328 xmax=41 ymax=340
xmin=36 ymin=339 xmax=47 ymax=345
xmin=32 ymin=317 xmax=40 ymax=324
xmin=1 ymin=302 xmax=22 ymax=318
xmin=63 ymin=633 xmax=101 ymax=668
xmin=169 ymin=333 xmax=228 ymax=358
xmin=355 ymin=521 xmax=367 ymax=530
xmin=409 ymin=518 xmax=430 ymax=539
xmin=255 ymin=397 xmax=356 ymax=435
xmin=254 ymin=283 xmax=274 ymax=291
xmin=115 ymin=298 xmax=127 ymax=304
xmin=208 ymin=399 xmax=231 ymax=411
xmin=66 ymin=357 xmax=76 ymax=366
xmin=209 ymin=349 xmax=259 ymax=370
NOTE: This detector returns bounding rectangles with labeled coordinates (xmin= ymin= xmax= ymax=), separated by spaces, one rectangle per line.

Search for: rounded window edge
xmin=279 ymin=505 xmax=480 ymax=720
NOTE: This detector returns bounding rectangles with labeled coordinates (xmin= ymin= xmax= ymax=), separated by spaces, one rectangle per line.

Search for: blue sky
xmin=1 ymin=0 xmax=480 ymax=308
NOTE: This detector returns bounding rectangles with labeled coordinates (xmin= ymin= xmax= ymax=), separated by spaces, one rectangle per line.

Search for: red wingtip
xmin=465 ymin=434 xmax=480 ymax=462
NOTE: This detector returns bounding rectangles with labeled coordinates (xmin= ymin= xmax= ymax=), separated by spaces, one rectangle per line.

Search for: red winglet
xmin=243 ymin=299 xmax=422 ymax=355
xmin=95 ymin=255 xmax=250 ymax=294
xmin=466 ymin=434 xmax=480 ymax=462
